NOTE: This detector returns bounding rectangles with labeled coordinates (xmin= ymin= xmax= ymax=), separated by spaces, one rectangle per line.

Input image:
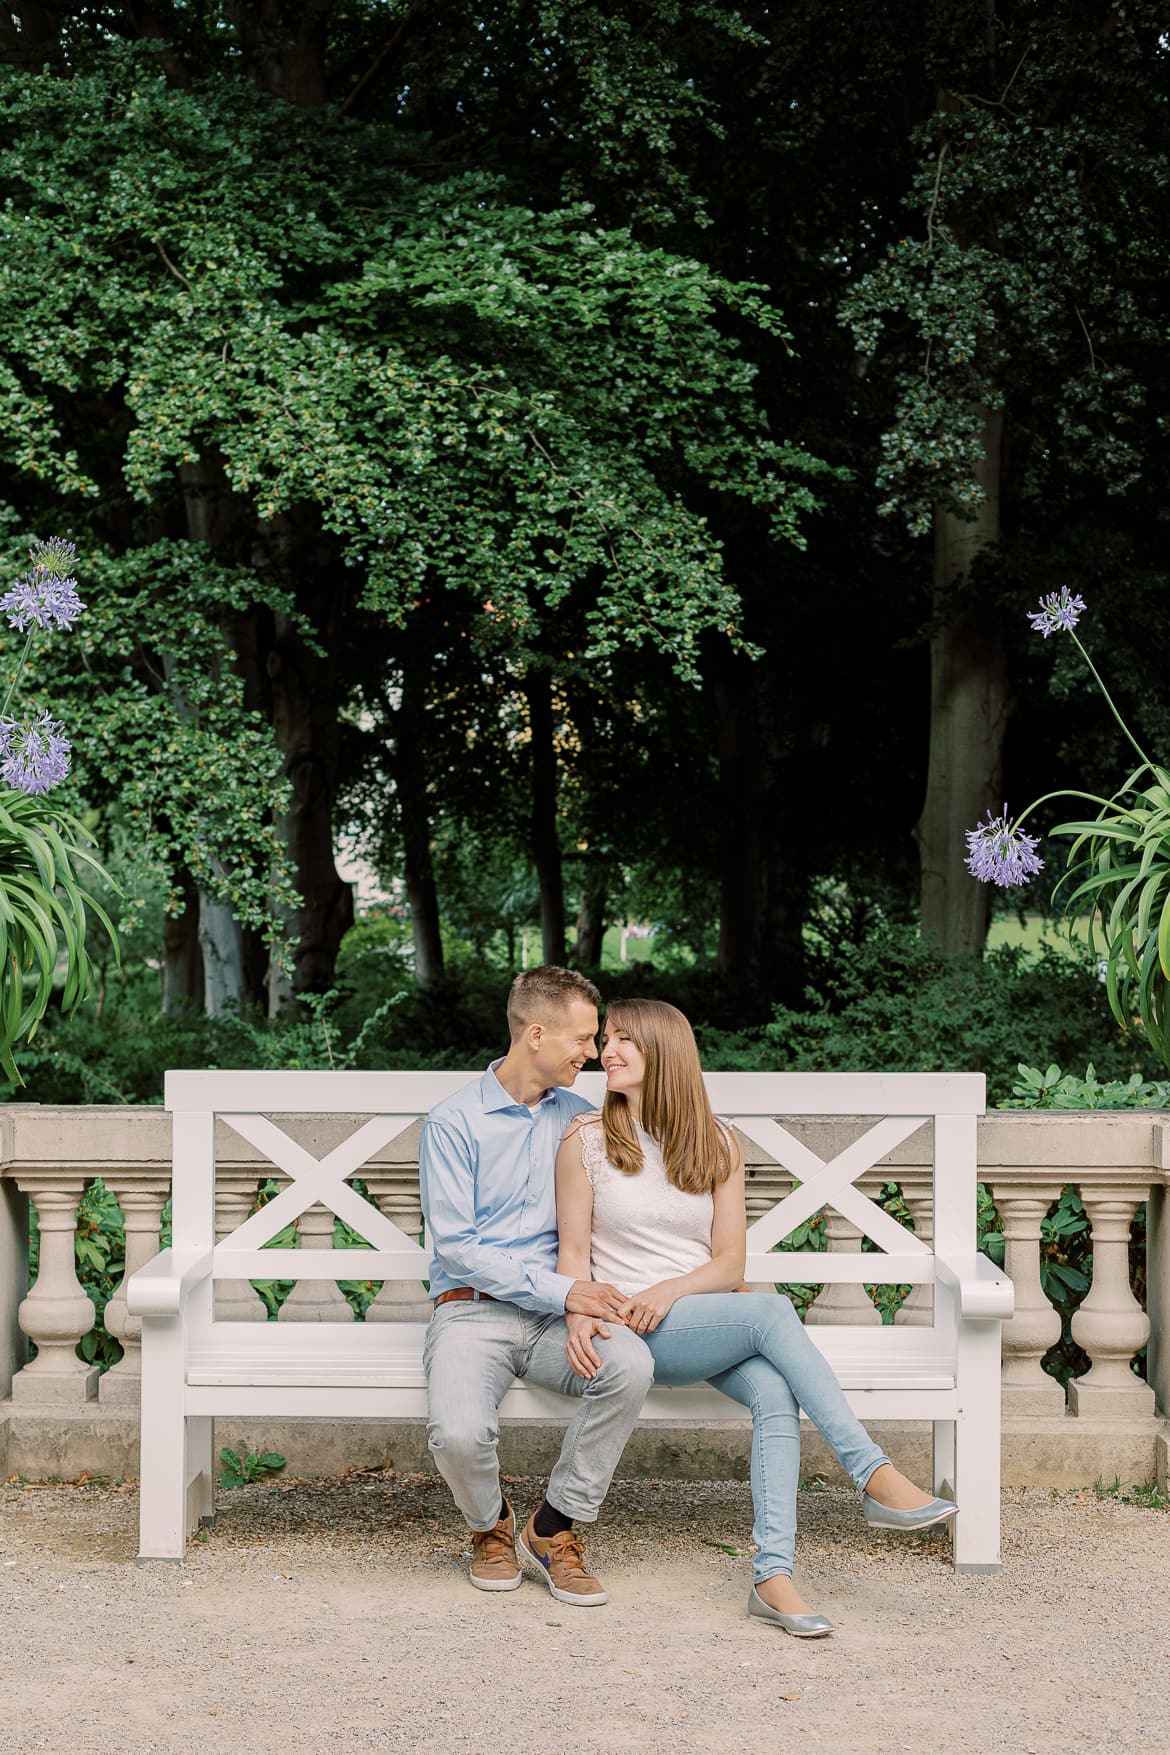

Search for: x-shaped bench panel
xmin=734 ymin=1115 xmax=933 ymax=1258
xmin=212 ymin=1113 xmax=428 ymax=1265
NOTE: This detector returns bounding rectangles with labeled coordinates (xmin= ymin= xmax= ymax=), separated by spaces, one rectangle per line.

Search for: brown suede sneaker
xmin=469 ymin=1504 xmax=522 ymax=1592
xmin=517 ymin=1513 xmax=608 ymax=1606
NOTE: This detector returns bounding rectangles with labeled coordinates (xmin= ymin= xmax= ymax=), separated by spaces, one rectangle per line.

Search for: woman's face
xmin=600 ymin=1020 xmax=646 ymax=1100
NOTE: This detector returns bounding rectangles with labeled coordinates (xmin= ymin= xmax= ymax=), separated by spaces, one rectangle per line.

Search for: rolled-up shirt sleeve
xmin=420 ymin=1117 xmax=575 ymax=1315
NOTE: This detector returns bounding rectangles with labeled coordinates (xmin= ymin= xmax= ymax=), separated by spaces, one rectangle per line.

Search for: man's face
xmin=531 ymin=998 xmax=599 ymax=1090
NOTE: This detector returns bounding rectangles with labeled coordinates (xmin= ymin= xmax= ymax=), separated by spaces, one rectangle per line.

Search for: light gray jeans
xmin=423 ymin=1299 xmax=654 ymax=1530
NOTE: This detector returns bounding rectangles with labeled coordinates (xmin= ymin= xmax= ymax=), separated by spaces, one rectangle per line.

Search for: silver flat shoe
xmin=861 ymin=1494 xmax=959 ymax=1531
xmin=747 ymin=1585 xmax=834 ymax=1638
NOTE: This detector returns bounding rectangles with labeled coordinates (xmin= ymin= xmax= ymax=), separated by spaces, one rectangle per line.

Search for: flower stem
xmin=1071 ymin=632 xmax=1152 ymax=768
xmin=1013 ymin=788 xmax=1125 ymax=832
xmin=0 ymin=630 xmax=35 ymax=721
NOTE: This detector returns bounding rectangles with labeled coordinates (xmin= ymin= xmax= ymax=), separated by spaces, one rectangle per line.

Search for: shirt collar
xmin=480 ymin=1057 xmax=558 ymax=1114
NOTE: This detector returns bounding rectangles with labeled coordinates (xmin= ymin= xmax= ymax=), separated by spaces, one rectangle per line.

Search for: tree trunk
xmin=178 ymin=461 xmax=251 ymax=1010
xmin=391 ymin=664 xmax=445 ymax=989
xmin=714 ymin=658 xmax=809 ymax=1006
xmin=199 ymin=895 xmax=245 ymax=1015
xmin=223 ymin=603 xmax=278 ymax=1010
xmin=162 ymin=870 xmax=204 ymax=1015
xmin=575 ymin=874 xmax=606 ymax=967
xmin=525 ymin=669 xmax=566 ymax=966
xmin=916 ymin=408 xmax=1011 ymax=955
xmin=231 ymin=0 xmax=330 ymax=107
xmin=262 ymin=515 xmax=355 ymax=1007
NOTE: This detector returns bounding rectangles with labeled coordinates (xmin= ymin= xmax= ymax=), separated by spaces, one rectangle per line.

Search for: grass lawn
xmin=985 ymin=914 xmax=1096 ymax=960
xmin=598 ymin=915 xmax=1097 ymax=970
xmin=599 ymin=924 xmax=659 ymax=968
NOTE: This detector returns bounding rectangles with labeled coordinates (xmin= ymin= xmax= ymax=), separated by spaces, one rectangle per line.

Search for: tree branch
xmin=154 ymin=238 xmax=192 ymax=291
xmin=336 ymin=6 xmax=415 ymax=120
xmin=925 ymin=142 xmax=950 ymax=252
xmin=1074 ymin=304 xmax=1100 ymax=372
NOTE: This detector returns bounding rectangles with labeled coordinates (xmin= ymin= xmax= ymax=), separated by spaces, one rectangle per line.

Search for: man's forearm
xmin=431 ymin=1231 xmax=573 ymax=1314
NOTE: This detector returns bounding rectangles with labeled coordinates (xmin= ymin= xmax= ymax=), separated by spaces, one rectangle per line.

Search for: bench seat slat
xmin=183 ymin=1381 xmax=961 ymax=1419
xmin=186 ymin=1325 xmax=957 ymax=1391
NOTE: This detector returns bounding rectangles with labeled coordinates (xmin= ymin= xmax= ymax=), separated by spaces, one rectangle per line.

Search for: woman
xmin=554 ymin=997 xmax=958 ymax=1637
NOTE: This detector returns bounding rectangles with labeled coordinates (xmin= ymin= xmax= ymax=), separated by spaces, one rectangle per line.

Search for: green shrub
xmin=760 ymin=924 xmax=1162 ymax=1104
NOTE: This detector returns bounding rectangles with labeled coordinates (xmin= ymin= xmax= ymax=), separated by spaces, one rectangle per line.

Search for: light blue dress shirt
xmin=419 ymin=1060 xmax=593 ymax=1314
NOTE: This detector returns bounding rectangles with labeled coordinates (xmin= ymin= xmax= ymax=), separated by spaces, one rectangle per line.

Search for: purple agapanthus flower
xmin=1027 ymin=587 xmax=1086 ymax=639
xmin=0 ymin=537 xmax=84 ymax=632
xmin=0 ymin=713 xmax=72 ymax=794
xmin=965 ymin=806 xmax=1044 ymax=888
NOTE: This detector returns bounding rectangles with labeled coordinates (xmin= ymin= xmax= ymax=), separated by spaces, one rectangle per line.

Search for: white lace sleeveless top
xmin=577 ymin=1112 xmax=715 ymax=1297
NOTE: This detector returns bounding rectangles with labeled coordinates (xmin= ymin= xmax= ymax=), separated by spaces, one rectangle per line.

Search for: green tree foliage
xmin=2 ymin=3 xmax=1168 ymax=1040
xmin=0 ymin=11 xmax=825 ymax=1006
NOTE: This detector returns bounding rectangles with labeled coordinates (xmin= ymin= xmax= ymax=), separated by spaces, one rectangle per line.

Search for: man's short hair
xmin=507 ymin=966 xmax=601 ymax=1038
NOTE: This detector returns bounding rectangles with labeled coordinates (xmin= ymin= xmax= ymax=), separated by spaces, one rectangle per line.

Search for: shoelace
xmin=474 ymin=1519 xmax=514 ymax=1561
xmin=546 ymin=1531 xmax=590 ymax=1574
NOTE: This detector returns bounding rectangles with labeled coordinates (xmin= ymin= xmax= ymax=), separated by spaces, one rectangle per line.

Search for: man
xmin=419 ymin=966 xmax=653 ymax=1607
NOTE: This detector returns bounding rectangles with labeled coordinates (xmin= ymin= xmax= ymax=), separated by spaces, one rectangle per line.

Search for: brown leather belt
xmin=434 ymin=1287 xmax=497 ymax=1308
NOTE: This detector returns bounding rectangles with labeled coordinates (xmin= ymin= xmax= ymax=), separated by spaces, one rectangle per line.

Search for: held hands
xmin=565 ymin=1278 xmax=629 ymax=1321
xmin=617 ymin=1281 xmax=677 ymax=1335
xmin=562 ymin=1278 xmax=633 ymax=1380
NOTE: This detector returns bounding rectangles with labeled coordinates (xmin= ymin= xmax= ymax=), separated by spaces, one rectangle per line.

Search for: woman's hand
xmin=618 ymin=1281 xmax=678 ymax=1335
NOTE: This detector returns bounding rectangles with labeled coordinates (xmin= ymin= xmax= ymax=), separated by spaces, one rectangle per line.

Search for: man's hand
xmin=565 ymin=1313 xmax=610 ymax=1380
xmin=618 ymin=1280 xmax=679 ymax=1335
xmin=565 ymin=1278 xmax=628 ymax=1320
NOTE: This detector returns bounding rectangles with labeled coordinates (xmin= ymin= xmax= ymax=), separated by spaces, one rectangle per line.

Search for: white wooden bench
xmin=127 ymin=1069 xmax=1012 ymax=1570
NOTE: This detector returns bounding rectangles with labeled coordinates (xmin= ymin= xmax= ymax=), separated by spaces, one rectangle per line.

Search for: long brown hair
xmin=601 ymin=998 xmax=741 ymax=1195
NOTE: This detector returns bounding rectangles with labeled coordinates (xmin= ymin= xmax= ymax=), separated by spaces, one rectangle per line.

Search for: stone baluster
xmin=278 ymin=1201 xmax=354 ymax=1322
xmin=99 ymin=1173 xmax=171 ymax=1405
xmin=893 ymin=1174 xmax=934 ymax=1327
xmin=743 ymin=1169 xmax=791 ymax=1295
xmin=1148 ymin=1125 xmax=1170 ymax=1428
xmin=987 ymin=1181 xmax=1066 ymax=1417
xmin=363 ymin=1168 xmax=432 ymax=1323
xmin=804 ymin=1207 xmax=882 ymax=1327
xmin=11 ymin=1175 xmax=99 ymax=1402
xmin=214 ymin=1172 xmax=269 ymax=1322
xmin=1068 ymin=1181 xmax=1155 ymax=1418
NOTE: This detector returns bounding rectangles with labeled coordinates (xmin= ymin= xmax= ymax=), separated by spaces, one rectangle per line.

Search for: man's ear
xmin=526 ymin=1022 xmax=544 ymax=1050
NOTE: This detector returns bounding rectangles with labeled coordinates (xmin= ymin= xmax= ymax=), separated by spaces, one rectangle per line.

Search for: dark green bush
xmin=759 ymin=924 xmax=1162 ymax=1104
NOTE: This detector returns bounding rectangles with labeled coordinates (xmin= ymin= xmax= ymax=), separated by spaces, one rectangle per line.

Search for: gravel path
xmin=0 ymin=1471 xmax=1166 ymax=1755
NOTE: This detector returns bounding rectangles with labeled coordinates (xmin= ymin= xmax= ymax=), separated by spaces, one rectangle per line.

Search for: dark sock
xmin=533 ymin=1498 xmax=573 ymax=1539
xmin=493 ymin=1497 xmax=510 ymax=1528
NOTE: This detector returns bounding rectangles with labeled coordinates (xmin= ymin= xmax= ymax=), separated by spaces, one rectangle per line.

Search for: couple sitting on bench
xmin=420 ymin=966 xmax=957 ymax=1639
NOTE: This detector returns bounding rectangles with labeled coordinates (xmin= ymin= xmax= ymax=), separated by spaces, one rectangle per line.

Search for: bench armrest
xmin=935 ymin=1251 xmax=1014 ymax=1321
xmin=126 ymin=1248 xmax=213 ymax=1317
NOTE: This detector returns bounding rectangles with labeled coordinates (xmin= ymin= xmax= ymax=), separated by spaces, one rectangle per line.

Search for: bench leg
xmin=188 ymin=1415 xmax=216 ymax=1527
xmin=137 ymin=1317 xmax=190 ymax=1562
xmin=932 ymin=1420 xmax=956 ymax=1500
xmin=950 ymin=1328 xmax=1004 ymax=1573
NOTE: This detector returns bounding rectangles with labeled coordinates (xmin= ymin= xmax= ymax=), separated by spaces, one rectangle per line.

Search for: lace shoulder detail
xmin=572 ymin=1112 xmax=607 ymax=1185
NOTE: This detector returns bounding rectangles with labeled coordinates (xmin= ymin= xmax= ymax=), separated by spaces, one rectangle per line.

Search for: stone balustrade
xmin=0 ymin=1104 xmax=1167 ymax=1488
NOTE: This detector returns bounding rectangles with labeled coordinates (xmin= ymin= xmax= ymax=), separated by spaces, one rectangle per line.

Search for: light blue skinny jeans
xmin=644 ymin=1292 xmax=891 ymax=1583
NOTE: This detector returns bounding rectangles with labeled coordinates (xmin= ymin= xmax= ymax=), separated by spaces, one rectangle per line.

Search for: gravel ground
xmin=0 ymin=1471 xmax=1166 ymax=1755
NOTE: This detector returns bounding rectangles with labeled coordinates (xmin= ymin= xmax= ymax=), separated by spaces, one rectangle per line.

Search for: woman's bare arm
xmin=555 ymin=1119 xmax=616 ymax=1378
xmin=618 ymin=1158 xmax=748 ymax=1332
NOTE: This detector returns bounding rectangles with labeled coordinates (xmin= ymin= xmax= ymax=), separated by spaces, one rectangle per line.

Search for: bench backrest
xmin=164 ymin=1068 xmax=985 ymax=1298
